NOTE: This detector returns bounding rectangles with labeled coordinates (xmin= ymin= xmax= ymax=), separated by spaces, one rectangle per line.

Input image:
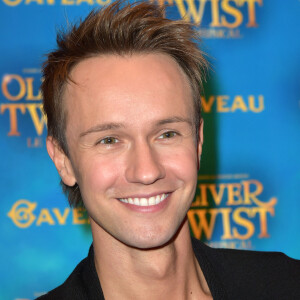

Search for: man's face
xmin=59 ymin=53 xmax=202 ymax=249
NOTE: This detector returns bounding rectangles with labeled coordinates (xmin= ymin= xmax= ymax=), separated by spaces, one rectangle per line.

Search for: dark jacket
xmin=37 ymin=238 xmax=300 ymax=300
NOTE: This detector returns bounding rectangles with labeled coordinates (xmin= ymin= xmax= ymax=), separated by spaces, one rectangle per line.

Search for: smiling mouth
xmin=118 ymin=193 xmax=169 ymax=207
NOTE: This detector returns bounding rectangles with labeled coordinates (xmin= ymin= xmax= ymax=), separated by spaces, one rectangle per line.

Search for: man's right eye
xmin=98 ymin=137 xmax=119 ymax=145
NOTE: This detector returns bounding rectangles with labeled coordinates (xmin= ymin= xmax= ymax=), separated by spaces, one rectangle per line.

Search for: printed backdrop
xmin=1 ymin=0 xmax=299 ymax=299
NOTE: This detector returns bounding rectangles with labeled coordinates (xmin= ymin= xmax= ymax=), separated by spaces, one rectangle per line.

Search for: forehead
xmin=64 ymin=53 xmax=193 ymax=130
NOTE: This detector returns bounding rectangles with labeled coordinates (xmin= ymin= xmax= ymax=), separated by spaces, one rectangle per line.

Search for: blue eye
xmin=99 ymin=137 xmax=118 ymax=144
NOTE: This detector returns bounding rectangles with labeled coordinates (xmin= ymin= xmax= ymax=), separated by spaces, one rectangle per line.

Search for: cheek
xmin=164 ymin=146 xmax=198 ymax=184
xmin=76 ymin=156 xmax=122 ymax=199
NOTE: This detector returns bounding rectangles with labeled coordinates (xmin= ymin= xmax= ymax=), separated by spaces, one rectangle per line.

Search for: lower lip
xmin=117 ymin=193 xmax=171 ymax=213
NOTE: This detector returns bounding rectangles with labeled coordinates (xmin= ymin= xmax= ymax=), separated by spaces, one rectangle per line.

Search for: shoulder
xmin=192 ymin=238 xmax=300 ymax=299
xmin=36 ymin=245 xmax=104 ymax=300
xmin=36 ymin=257 xmax=89 ymax=300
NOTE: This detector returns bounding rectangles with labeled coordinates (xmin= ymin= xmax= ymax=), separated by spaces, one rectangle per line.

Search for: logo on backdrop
xmin=0 ymin=69 xmax=46 ymax=147
xmin=159 ymin=0 xmax=263 ymax=38
xmin=202 ymin=94 xmax=264 ymax=113
xmin=9 ymin=175 xmax=276 ymax=246
xmin=7 ymin=199 xmax=89 ymax=228
xmin=188 ymin=175 xmax=277 ymax=249
xmin=3 ymin=0 xmax=263 ymax=39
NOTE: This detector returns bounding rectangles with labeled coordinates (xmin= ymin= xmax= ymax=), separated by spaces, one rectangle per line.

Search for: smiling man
xmin=38 ymin=1 xmax=300 ymax=300
xmin=64 ymin=53 xmax=200 ymax=251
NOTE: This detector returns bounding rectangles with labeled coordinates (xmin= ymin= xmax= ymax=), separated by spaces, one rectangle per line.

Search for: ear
xmin=46 ymin=136 xmax=77 ymax=187
xmin=197 ymin=119 xmax=204 ymax=169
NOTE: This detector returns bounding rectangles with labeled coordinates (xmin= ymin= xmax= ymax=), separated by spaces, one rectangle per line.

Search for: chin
xmin=119 ymin=225 xmax=182 ymax=250
xmin=124 ymin=237 xmax=172 ymax=250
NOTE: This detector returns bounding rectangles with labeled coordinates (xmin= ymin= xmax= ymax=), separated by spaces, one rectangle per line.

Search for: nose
xmin=125 ymin=140 xmax=165 ymax=185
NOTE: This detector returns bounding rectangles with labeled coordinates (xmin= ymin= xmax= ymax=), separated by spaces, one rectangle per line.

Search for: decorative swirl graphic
xmin=7 ymin=199 xmax=37 ymax=228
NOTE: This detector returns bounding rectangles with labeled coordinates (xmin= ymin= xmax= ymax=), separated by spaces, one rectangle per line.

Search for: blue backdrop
xmin=1 ymin=0 xmax=299 ymax=299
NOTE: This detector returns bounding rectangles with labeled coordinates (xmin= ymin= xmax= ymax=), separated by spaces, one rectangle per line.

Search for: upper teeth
xmin=119 ymin=193 xmax=168 ymax=206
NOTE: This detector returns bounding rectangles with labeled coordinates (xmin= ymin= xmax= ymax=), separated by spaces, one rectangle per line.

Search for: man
xmin=38 ymin=1 xmax=300 ymax=299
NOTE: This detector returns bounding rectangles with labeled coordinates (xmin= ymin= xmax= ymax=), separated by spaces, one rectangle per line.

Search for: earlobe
xmin=46 ymin=136 xmax=77 ymax=187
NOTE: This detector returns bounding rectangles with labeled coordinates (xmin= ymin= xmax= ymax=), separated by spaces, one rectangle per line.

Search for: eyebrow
xmin=79 ymin=122 xmax=124 ymax=138
xmin=79 ymin=116 xmax=193 ymax=138
xmin=156 ymin=116 xmax=193 ymax=127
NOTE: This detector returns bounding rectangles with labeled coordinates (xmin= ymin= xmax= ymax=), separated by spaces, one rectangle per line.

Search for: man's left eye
xmin=158 ymin=131 xmax=177 ymax=139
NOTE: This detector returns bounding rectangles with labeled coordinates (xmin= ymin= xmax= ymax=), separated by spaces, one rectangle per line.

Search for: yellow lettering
xmin=61 ymin=0 xmax=73 ymax=4
xmin=201 ymin=95 xmax=215 ymax=113
xmin=209 ymin=183 xmax=226 ymax=205
xmin=243 ymin=179 xmax=263 ymax=205
xmin=202 ymin=95 xmax=264 ymax=113
xmin=76 ymin=0 xmax=93 ymax=4
xmin=226 ymin=183 xmax=243 ymax=205
xmin=52 ymin=208 xmax=70 ymax=225
xmin=216 ymin=95 xmax=230 ymax=112
xmin=36 ymin=209 xmax=55 ymax=226
xmin=231 ymin=95 xmax=247 ymax=112
xmin=221 ymin=0 xmax=243 ymax=28
xmin=192 ymin=184 xmax=209 ymax=207
xmin=191 ymin=195 xmax=201 ymax=207
xmin=244 ymin=0 xmax=262 ymax=27
xmin=73 ymin=208 xmax=88 ymax=224
xmin=243 ymin=180 xmax=277 ymax=207
xmin=219 ymin=207 xmax=233 ymax=239
xmin=0 ymin=104 xmax=26 ymax=136
xmin=199 ymin=184 xmax=209 ymax=206
xmin=227 ymin=28 xmax=241 ymax=38
xmin=27 ymin=137 xmax=43 ymax=148
xmin=2 ymin=75 xmax=26 ymax=101
xmin=188 ymin=208 xmax=218 ymax=240
xmin=174 ymin=0 xmax=207 ymax=25
xmin=232 ymin=207 xmax=255 ymax=239
xmin=25 ymin=78 xmax=42 ymax=100
xmin=7 ymin=199 xmax=36 ymax=228
xmin=26 ymin=104 xmax=47 ymax=135
xmin=248 ymin=95 xmax=264 ymax=112
xmin=2 ymin=0 xmax=22 ymax=6
xmin=253 ymin=206 xmax=274 ymax=238
xmin=210 ymin=0 xmax=222 ymax=27
xmin=95 ymin=0 xmax=111 ymax=4
xmin=25 ymin=0 xmax=43 ymax=3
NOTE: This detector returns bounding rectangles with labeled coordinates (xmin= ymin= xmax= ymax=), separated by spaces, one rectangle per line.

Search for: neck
xmin=91 ymin=218 xmax=211 ymax=300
